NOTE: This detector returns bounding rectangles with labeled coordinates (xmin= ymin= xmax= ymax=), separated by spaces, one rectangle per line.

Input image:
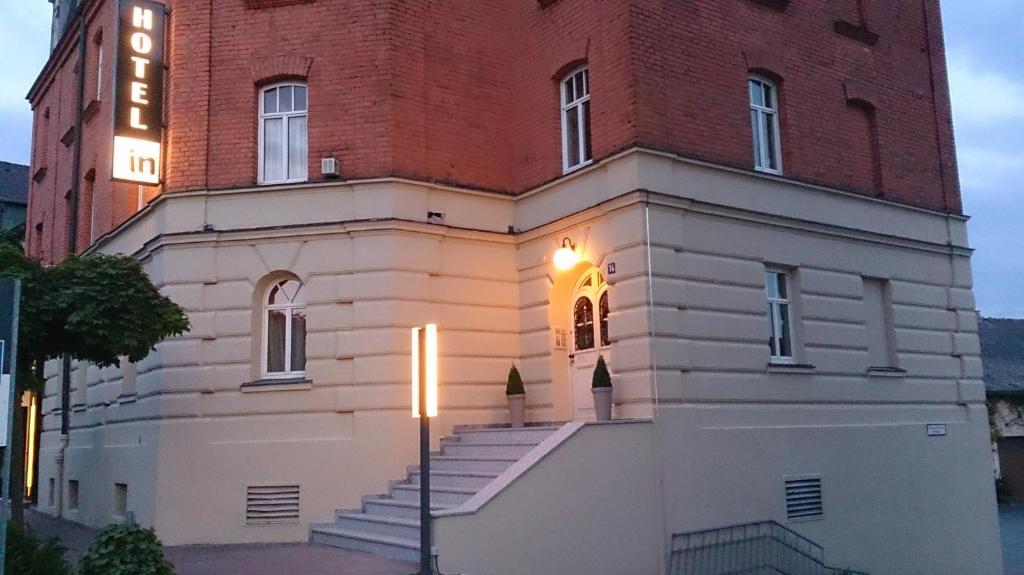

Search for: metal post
xmin=0 ymin=280 xmax=23 ymax=575
xmin=418 ymin=331 xmax=433 ymax=575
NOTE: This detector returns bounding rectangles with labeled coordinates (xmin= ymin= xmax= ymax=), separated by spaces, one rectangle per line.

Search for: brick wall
xmin=26 ymin=0 xmax=962 ymax=263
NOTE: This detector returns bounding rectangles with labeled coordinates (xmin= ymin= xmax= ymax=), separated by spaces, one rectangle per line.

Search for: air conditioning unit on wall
xmin=321 ymin=157 xmax=340 ymax=178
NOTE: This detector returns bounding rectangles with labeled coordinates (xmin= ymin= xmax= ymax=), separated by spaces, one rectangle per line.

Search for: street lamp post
xmin=411 ymin=324 xmax=438 ymax=575
xmin=0 ymin=280 xmax=22 ymax=575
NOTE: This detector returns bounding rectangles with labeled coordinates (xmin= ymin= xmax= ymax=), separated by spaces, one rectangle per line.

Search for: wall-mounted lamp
xmin=553 ymin=237 xmax=581 ymax=271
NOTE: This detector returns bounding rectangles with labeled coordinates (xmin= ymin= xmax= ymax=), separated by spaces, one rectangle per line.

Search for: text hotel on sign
xmin=112 ymin=1 xmax=165 ymax=185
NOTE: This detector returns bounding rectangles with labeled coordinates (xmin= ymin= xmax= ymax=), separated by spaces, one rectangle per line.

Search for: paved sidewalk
xmin=25 ymin=509 xmax=416 ymax=575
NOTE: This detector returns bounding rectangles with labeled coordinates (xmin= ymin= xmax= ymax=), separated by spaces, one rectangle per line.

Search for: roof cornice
xmin=26 ymin=0 xmax=104 ymax=105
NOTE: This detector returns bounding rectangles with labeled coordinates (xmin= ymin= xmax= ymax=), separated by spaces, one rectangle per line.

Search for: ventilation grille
xmin=785 ymin=476 xmax=823 ymax=521
xmin=246 ymin=485 xmax=300 ymax=525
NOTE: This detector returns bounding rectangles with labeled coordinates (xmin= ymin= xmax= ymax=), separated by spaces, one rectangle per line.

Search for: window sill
xmin=257 ymin=178 xmax=309 ymax=187
xmin=754 ymin=166 xmax=783 ymax=177
xmin=745 ymin=0 xmax=789 ymax=12
xmin=60 ymin=126 xmax=76 ymax=148
xmin=82 ymin=99 xmax=101 ymax=123
xmin=562 ymin=159 xmax=593 ymax=176
xmin=767 ymin=363 xmax=816 ymax=375
xmin=241 ymin=377 xmax=312 ymax=392
xmin=834 ymin=21 xmax=879 ymax=46
xmin=866 ymin=367 xmax=906 ymax=378
xmin=245 ymin=0 xmax=315 ymax=8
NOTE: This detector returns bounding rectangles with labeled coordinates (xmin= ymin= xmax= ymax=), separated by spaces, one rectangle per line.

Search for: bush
xmin=4 ymin=525 xmax=72 ymax=575
xmin=592 ymin=355 xmax=612 ymax=389
xmin=77 ymin=524 xmax=174 ymax=575
xmin=505 ymin=365 xmax=525 ymax=396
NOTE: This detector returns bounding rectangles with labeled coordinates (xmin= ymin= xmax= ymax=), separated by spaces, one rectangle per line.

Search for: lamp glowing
xmin=411 ymin=324 xmax=438 ymax=418
xmin=553 ymin=237 xmax=580 ymax=271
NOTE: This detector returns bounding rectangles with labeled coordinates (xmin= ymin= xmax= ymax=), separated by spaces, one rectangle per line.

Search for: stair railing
xmin=668 ymin=520 xmax=868 ymax=575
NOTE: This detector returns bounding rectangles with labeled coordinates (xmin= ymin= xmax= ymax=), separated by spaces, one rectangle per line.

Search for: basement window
xmin=114 ymin=483 xmax=128 ymax=518
xmin=68 ymin=480 xmax=80 ymax=511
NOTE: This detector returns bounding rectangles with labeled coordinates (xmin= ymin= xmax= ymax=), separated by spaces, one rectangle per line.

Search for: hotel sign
xmin=112 ymin=0 xmax=165 ymax=185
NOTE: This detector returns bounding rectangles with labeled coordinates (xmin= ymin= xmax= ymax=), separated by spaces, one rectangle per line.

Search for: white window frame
xmin=95 ymin=37 xmax=104 ymax=101
xmin=560 ymin=66 xmax=593 ymax=174
xmin=749 ymin=76 xmax=783 ymax=175
xmin=258 ymin=82 xmax=308 ymax=185
xmin=261 ymin=279 xmax=306 ymax=379
xmin=765 ymin=269 xmax=794 ymax=363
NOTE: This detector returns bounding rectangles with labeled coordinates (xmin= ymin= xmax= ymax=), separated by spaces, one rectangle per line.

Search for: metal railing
xmin=669 ymin=521 xmax=868 ymax=575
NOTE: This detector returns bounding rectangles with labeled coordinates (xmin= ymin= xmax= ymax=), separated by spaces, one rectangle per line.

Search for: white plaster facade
xmin=34 ymin=149 xmax=1002 ymax=574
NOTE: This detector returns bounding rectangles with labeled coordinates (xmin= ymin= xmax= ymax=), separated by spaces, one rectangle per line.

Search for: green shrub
xmin=592 ymin=355 xmax=612 ymax=389
xmin=77 ymin=524 xmax=174 ymax=575
xmin=505 ymin=365 xmax=525 ymax=396
xmin=4 ymin=525 xmax=72 ymax=575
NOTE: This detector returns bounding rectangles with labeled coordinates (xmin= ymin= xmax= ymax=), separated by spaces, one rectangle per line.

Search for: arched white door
xmin=569 ymin=267 xmax=610 ymax=420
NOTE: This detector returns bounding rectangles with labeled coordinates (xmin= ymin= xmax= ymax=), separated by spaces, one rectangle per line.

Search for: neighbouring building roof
xmin=0 ymin=161 xmax=29 ymax=205
xmin=980 ymin=317 xmax=1024 ymax=394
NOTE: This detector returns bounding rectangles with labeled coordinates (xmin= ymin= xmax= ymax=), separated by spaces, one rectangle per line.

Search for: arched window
xmin=561 ymin=67 xmax=592 ymax=173
xmin=748 ymin=76 xmax=782 ymax=174
xmin=259 ymin=82 xmax=308 ymax=184
xmin=574 ymin=296 xmax=595 ymax=351
xmin=263 ymin=277 xmax=307 ymax=377
xmin=599 ymin=290 xmax=610 ymax=347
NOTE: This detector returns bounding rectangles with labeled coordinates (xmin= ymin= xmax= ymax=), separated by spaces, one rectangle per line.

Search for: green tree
xmin=0 ymin=244 xmax=189 ymax=527
xmin=592 ymin=355 xmax=612 ymax=389
xmin=505 ymin=365 xmax=525 ymax=396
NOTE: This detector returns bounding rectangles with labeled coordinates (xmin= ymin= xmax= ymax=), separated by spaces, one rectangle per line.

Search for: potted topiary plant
xmin=506 ymin=365 xmax=526 ymax=428
xmin=592 ymin=355 xmax=613 ymax=421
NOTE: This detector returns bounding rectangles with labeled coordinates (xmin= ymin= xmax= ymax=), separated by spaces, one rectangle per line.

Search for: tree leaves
xmin=0 ymin=248 xmax=190 ymax=372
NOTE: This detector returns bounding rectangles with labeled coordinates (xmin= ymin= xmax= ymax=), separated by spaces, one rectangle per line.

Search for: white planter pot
xmin=507 ymin=394 xmax=526 ymax=428
xmin=592 ymin=387 xmax=612 ymax=421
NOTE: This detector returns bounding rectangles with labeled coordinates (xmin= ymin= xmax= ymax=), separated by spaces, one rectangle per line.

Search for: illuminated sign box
xmin=112 ymin=0 xmax=166 ymax=185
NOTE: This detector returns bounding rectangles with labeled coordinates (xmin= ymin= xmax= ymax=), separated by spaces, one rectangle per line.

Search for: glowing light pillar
xmin=411 ymin=324 xmax=438 ymax=575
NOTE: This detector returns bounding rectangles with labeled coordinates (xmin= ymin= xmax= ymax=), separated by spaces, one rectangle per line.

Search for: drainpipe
xmin=56 ymin=7 xmax=88 ymax=519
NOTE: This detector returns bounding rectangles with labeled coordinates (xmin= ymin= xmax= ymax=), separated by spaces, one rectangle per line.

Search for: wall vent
xmin=246 ymin=485 xmax=300 ymax=525
xmin=784 ymin=476 xmax=823 ymax=521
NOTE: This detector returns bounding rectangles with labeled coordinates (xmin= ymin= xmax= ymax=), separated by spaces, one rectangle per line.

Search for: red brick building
xmin=29 ymin=0 xmax=961 ymax=261
xmin=27 ymin=2 xmax=999 ymax=574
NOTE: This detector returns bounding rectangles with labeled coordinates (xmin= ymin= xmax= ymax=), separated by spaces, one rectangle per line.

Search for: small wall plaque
xmin=927 ymin=424 xmax=947 ymax=437
xmin=553 ymin=327 xmax=569 ymax=350
xmin=607 ymin=263 xmax=616 ymax=275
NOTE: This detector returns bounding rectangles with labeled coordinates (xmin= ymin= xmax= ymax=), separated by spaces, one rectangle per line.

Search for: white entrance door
xmin=569 ymin=268 xmax=610 ymax=420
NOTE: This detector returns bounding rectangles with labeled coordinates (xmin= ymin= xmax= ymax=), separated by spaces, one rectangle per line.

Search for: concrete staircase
xmin=310 ymin=424 xmax=561 ymax=562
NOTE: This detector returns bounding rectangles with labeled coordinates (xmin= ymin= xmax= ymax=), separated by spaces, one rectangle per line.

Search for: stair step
xmin=331 ymin=512 xmax=420 ymax=540
xmin=361 ymin=498 xmax=449 ymax=521
xmin=408 ymin=470 xmax=499 ymax=489
xmin=426 ymin=455 xmax=519 ymax=473
xmin=440 ymin=442 xmax=537 ymax=458
xmin=451 ymin=426 xmax=561 ymax=444
xmin=310 ymin=525 xmax=419 ymax=563
xmin=390 ymin=484 xmax=477 ymax=506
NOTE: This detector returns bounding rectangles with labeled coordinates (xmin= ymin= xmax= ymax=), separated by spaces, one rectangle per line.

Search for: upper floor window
xmin=259 ymin=83 xmax=308 ymax=184
xmin=561 ymin=67 xmax=592 ymax=173
xmin=749 ymin=76 xmax=782 ymax=174
xmin=765 ymin=270 xmax=793 ymax=362
xmin=263 ymin=277 xmax=307 ymax=378
xmin=93 ymin=30 xmax=104 ymax=101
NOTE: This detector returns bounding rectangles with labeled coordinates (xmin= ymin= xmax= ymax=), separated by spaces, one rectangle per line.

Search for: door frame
xmin=567 ymin=267 xmax=609 ymax=419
